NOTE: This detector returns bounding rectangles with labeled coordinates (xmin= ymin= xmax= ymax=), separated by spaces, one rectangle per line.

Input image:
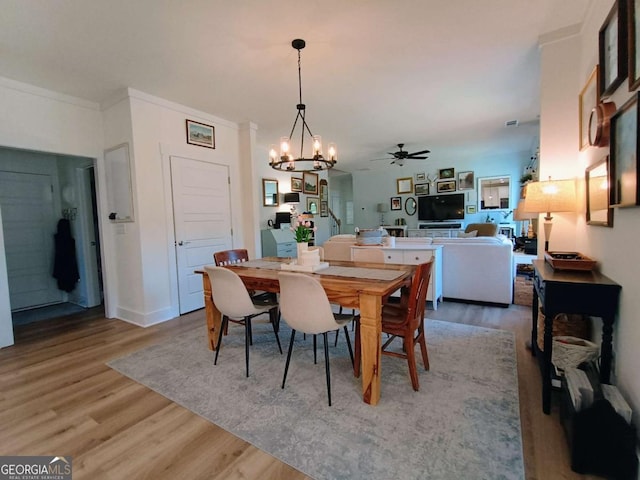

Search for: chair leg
xmin=214 ymin=316 xmax=228 ymax=365
xmin=313 ymin=335 xmax=317 ymax=364
xmin=334 ymin=328 xmax=340 ymax=347
xmin=245 ymin=316 xmax=252 ymax=378
xmin=418 ymin=327 xmax=430 ymax=371
xmin=282 ymin=329 xmax=297 ymax=389
xmin=270 ymin=308 xmax=283 ymax=354
xmin=404 ymin=335 xmax=419 ymax=391
xmin=323 ymin=332 xmax=332 ymax=406
xmin=343 ymin=325 xmax=354 ymax=367
xmin=354 ymin=319 xmax=361 ymax=378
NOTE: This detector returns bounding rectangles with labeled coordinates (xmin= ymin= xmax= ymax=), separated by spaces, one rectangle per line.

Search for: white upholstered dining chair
xmin=205 ymin=266 xmax=282 ymax=378
xmin=278 ymin=271 xmax=356 ymax=406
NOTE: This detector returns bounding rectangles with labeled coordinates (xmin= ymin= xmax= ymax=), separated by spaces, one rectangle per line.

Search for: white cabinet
xmin=408 ymin=228 xmax=461 ymax=238
xmin=350 ymin=245 xmax=443 ymax=309
xmin=261 ymin=229 xmax=297 ymax=258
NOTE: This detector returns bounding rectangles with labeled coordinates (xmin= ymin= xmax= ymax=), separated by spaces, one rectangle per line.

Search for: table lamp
xmin=377 ymin=203 xmax=389 ymax=225
xmin=521 ymin=177 xmax=576 ymax=251
xmin=513 ymin=201 xmax=538 ymax=238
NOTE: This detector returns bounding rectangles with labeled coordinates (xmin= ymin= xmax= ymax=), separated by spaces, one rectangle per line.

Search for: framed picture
xmin=439 ymin=167 xmax=455 ymax=179
xmin=415 ymin=172 xmax=426 ymax=181
xmin=457 ymin=171 xmax=474 ymax=190
xmin=414 ymin=183 xmax=429 ymax=196
xmin=306 ymin=196 xmax=319 ymax=215
xmin=291 ymin=176 xmax=303 ymax=192
xmin=186 ymin=120 xmax=215 ymax=149
xmin=396 ymin=177 xmax=413 ymax=194
xmin=630 ymin=0 xmax=640 ymax=89
xmin=609 ymin=92 xmax=640 ymax=207
xmin=390 ymin=197 xmax=402 ymax=211
xmin=599 ymin=0 xmax=628 ymax=98
xmin=466 ymin=205 xmax=476 ymax=214
xmin=586 ymin=156 xmax=614 ymax=227
xmin=320 ymin=201 xmax=328 ymax=217
xmin=303 ymin=172 xmax=319 ymax=194
xmin=437 ymin=180 xmax=456 ymax=193
xmin=579 ymin=66 xmax=599 ymax=150
xmin=319 ymin=179 xmax=328 ymax=201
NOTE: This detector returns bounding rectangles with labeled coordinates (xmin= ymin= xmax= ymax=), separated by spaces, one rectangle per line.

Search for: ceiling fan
xmin=370 ymin=143 xmax=431 ymax=166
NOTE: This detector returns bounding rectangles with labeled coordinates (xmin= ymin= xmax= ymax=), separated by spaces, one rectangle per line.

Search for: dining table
xmin=196 ymin=257 xmax=416 ymax=406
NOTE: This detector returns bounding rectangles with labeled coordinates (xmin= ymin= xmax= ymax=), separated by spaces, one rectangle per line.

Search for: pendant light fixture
xmin=269 ymin=39 xmax=337 ymax=172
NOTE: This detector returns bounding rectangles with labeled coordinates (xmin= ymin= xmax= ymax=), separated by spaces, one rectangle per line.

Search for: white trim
xmin=0 ymin=76 xmax=100 ymax=110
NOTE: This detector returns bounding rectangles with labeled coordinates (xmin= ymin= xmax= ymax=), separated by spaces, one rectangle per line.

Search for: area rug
xmin=514 ymin=274 xmax=534 ymax=306
xmin=108 ymin=319 xmax=524 ymax=480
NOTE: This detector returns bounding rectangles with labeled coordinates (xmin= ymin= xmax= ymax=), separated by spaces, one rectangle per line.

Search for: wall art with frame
xmin=586 ymin=156 xmax=614 ymax=227
xmin=306 ymin=196 xmax=319 ymax=215
xmin=629 ymin=0 xmax=640 ymax=90
xmin=302 ymin=172 xmax=318 ymax=195
xmin=291 ymin=176 xmax=302 ymax=192
xmin=598 ymin=0 xmax=628 ymax=98
xmin=390 ymin=196 xmax=402 ymax=211
xmin=609 ymin=91 xmax=640 ymax=207
xmin=320 ymin=201 xmax=328 ymax=217
xmin=457 ymin=171 xmax=474 ymax=190
xmin=437 ymin=179 xmax=456 ymax=193
xmin=579 ymin=65 xmax=599 ymax=150
xmin=414 ymin=183 xmax=429 ymax=196
xmin=439 ymin=167 xmax=455 ymax=179
xmin=186 ymin=119 xmax=215 ymax=149
xmin=396 ymin=177 xmax=413 ymax=194
xmin=466 ymin=205 xmax=476 ymax=214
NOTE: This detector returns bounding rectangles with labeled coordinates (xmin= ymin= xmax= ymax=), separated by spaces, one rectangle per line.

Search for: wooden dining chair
xmin=354 ymin=260 xmax=433 ymax=391
xmin=205 ymin=266 xmax=282 ymax=377
xmin=213 ymin=248 xmax=250 ymax=266
xmin=278 ymin=271 xmax=356 ymax=406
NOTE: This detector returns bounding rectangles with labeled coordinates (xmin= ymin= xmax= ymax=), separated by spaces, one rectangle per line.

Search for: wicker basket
xmin=536 ymin=307 xmax=591 ymax=352
xmin=551 ymin=336 xmax=599 ymax=371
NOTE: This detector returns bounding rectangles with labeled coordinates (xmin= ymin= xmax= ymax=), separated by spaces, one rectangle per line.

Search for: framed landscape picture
xmin=439 ymin=167 xmax=454 ymax=179
xmin=303 ymin=172 xmax=318 ymax=195
xmin=437 ymin=180 xmax=456 ymax=193
xmin=291 ymin=176 xmax=302 ymax=192
xmin=414 ymin=183 xmax=429 ymax=196
xmin=306 ymin=196 xmax=319 ymax=214
xmin=186 ymin=119 xmax=215 ymax=148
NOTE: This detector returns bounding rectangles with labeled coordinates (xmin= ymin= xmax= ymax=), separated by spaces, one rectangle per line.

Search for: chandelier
xmin=269 ymin=39 xmax=337 ymax=172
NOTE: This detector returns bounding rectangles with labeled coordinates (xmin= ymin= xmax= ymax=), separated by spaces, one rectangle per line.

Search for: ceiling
xmin=0 ymin=0 xmax=590 ymax=173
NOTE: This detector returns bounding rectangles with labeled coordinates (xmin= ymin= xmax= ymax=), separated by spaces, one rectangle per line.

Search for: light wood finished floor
xmin=0 ymin=302 xmax=602 ymax=479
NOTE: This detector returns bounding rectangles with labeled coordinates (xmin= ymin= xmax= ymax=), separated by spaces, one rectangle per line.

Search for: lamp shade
xmin=521 ymin=178 xmax=576 ymax=215
xmin=513 ymin=201 xmax=538 ymax=220
xmin=284 ymin=192 xmax=300 ymax=204
xmin=377 ymin=203 xmax=389 ymax=213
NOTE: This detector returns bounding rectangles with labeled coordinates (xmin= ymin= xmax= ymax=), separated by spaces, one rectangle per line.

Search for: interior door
xmin=171 ymin=156 xmax=232 ymax=314
xmin=0 ymin=171 xmax=62 ymax=310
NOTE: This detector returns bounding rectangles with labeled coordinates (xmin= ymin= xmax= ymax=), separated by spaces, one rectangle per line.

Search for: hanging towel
xmin=52 ymin=218 xmax=80 ymax=292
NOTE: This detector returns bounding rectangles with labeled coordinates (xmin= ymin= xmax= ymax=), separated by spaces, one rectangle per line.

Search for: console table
xmin=531 ymin=259 xmax=621 ymax=414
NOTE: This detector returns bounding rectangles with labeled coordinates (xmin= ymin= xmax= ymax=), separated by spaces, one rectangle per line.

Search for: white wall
xmin=547 ymin=0 xmax=640 ymax=433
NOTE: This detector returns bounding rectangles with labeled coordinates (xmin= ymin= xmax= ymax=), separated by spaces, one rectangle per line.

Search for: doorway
xmin=0 ymin=147 xmax=104 ymax=326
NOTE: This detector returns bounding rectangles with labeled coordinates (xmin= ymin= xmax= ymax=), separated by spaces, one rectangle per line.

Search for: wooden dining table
xmin=196 ymin=257 xmax=415 ymax=406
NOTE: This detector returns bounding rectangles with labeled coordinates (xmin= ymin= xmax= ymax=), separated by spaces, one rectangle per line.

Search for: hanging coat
xmin=52 ymin=218 xmax=80 ymax=292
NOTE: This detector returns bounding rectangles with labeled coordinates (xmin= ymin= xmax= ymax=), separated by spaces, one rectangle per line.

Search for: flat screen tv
xmin=418 ymin=193 xmax=465 ymax=221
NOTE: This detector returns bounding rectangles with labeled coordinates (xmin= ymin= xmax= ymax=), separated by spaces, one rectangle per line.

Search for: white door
xmin=171 ymin=157 xmax=232 ymax=314
xmin=0 ymin=171 xmax=62 ymax=310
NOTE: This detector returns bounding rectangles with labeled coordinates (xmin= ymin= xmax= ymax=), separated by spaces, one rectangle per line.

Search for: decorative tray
xmin=281 ymin=261 xmax=329 ymax=273
xmin=544 ymin=251 xmax=597 ymax=271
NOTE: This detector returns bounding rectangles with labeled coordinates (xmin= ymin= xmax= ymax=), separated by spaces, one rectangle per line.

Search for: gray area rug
xmin=108 ymin=319 xmax=524 ymax=480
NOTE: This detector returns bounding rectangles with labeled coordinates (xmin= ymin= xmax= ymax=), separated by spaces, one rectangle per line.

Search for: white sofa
xmin=322 ymin=233 xmax=513 ymax=306
xmin=431 ymin=236 xmax=513 ymax=306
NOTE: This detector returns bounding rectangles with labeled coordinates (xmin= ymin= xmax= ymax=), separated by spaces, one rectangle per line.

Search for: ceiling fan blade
xmin=408 ymin=149 xmax=431 ymax=156
xmin=370 ymin=157 xmax=393 ymax=161
xmin=406 ymin=156 xmax=429 ymax=160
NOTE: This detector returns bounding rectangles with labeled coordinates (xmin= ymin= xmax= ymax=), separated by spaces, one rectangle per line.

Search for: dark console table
xmin=531 ymin=260 xmax=621 ymax=414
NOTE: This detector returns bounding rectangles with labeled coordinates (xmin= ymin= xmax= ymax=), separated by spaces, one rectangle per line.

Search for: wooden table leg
xmin=358 ymin=293 xmax=382 ymax=405
xmin=201 ymin=273 xmax=221 ymax=351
